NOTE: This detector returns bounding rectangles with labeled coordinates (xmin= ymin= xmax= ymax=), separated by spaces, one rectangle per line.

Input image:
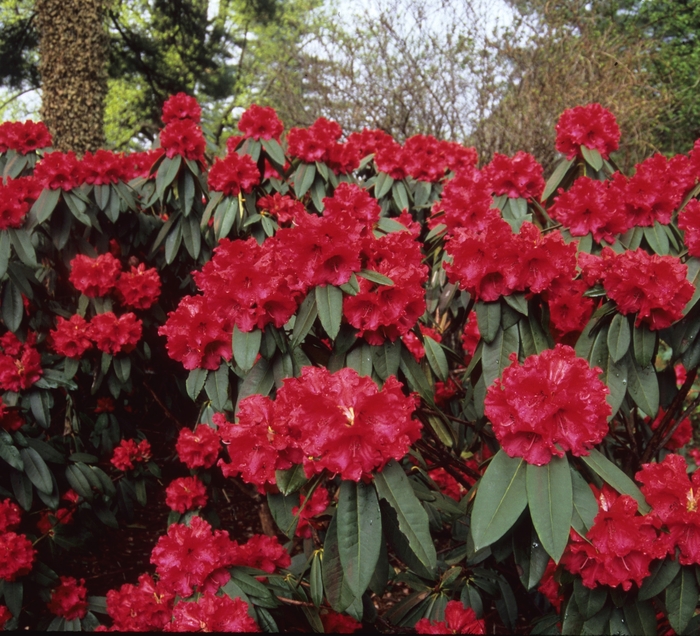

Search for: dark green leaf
xmin=3 ymin=580 xmax=22 ymax=621
xmin=294 ymin=162 xmax=316 ymax=198
xmin=608 ymin=607 xmax=630 ymax=635
xmin=371 ymin=340 xmax=401 ymax=380
xmin=267 ymin=491 xmax=299 ymax=537
xmin=322 ymin=512 xmax=358 ymax=612
xmin=11 ymin=467 xmax=32 ymax=510
xmin=2 ymin=279 xmax=22 ymax=332
xmin=607 ymin=314 xmax=631 ymax=363
xmin=424 ymin=336 xmax=448 ymax=381
xmin=205 ymin=364 xmax=229 ymax=411
xmin=181 ymin=213 xmax=201 ymax=259
xmin=156 ymin=155 xmax=182 ymax=200
xmin=357 ymin=269 xmax=394 ymax=286
xmin=683 ymin=257 xmax=700 ymax=315
xmin=261 ymin=138 xmax=286 ymax=166
xmin=504 ymin=293 xmax=528 ymax=316
xmin=475 ymin=301 xmax=501 ymax=344
xmin=562 ymin=596 xmax=585 ymax=635
xmin=233 ymin=326 xmax=261 ymax=372
xmin=666 ymin=566 xmax=698 ymax=634
xmin=625 ymin=351 xmax=659 ymax=417
xmin=470 ymin=450 xmax=528 ymax=551
xmin=526 ymin=456 xmax=572 ymax=563
xmin=571 ymin=468 xmax=598 ymax=536
xmin=639 ymin=558 xmax=681 ymax=601
xmin=20 ymin=447 xmax=53 ymax=494
xmin=0 ymin=438 xmax=23 ymax=470
xmin=186 ymin=368 xmax=208 ymax=401
xmin=113 ymin=356 xmax=131 ymax=385
xmin=374 ymin=172 xmax=394 ymax=199
xmin=310 ymin=551 xmax=323 ymax=607
xmin=392 ymin=180 xmax=410 ymax=211
xmin=581 ymin=449 xmax=650 ymax=513
xmin=315 ymin=285 xmax=343 ymax=340
xmin=399 ymin=347 xmax=434 ymax=404
xmin=237 ymin=357 xmax=274 ymax=405
xmin=644 ymin=222 xmax=670 ymax=255
xmin=413 ymin=180 xmax=431 ymax=208
xmin=25 ymin=438 xmax=64 ymax=465
xmin=65 ymin=464 xmax=93 ymax=501
xmin=575 ymin=577 xmax=607 ymax=620
xmin=542 ymin=157 xmax=574 ymax=201
xmin=291 ymin=293 xmax=318 ymax=348
xmin=481 ymin=324 xmax=519 ymax=389
xmin=581 ymin=146 xmax=603 ymax=171
xmin=374 ymin=460 xmax=437 ymax=572
xmin=164 ymin=219 xmax=182 ymax=265
xmin=337 ymin=480 xmax=382 ymax=597
xmin=27 ymin=187 xmax=61 ymax=229
xmin=376 ymin=217 xmax=408 ymax=234
xmin=622 ymin=599 xmax=657 ymax=636
xmin=275 ymin=464 xmax=307 ymax=496
xmin=346 ymin=342 xmax=372 ymax=377
xmin=633 ymin=324 xmax=657 ymax=368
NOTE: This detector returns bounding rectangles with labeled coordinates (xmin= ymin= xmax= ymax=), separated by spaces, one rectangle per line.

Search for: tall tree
xmin=35 ymin=0 xmax=108 ymax=152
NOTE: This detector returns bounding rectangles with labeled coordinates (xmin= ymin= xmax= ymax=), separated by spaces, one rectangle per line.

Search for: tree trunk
xmin=35 ymin=0 xmax=108 ymax=153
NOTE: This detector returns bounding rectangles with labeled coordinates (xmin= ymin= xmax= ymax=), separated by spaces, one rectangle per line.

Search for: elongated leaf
xmin=376 ymin=217 xmax=408 ymax=234
xmin=0 ymin=438 xmax=23 ymax=470
xmin=475 ymin=301 xmax=501 ymax=344
xmin=371 ymin=340 xmax=401 ymax=380
xmin=526 ymin=456 xmax=572 ymax=563
xmin=666 ymin=566 xmax=698 ymax=634
xmin=542 ymin=158 xmax=574 ymax=201
xmin=622 ymin=600 xmax=656 ymax=636
xmin=267 ymin=491 xmax=299 ymax=537
xmin=399 ymin=347 xmax=434 ymax=403
xmin=233 ymin=326 xmax=261 ymax=372
xmin=310 ymin=551 xmax=323 ymax=607
xmin=113 ymin=356 xmax=131 ymax=384
xmin=0 ymin=230 xmax=9 ymax=280
xmin=294 ymin=162 xmax=316 ymax=198
xmin=181 ymin=213 xmax=201 ymax=259
xmin=392 ymin=180 xmax=410 ymax=211
xmin=633 ymin=324 xmax=657 ymax=368
xmin=2 ymin=279 xmax=22 ymax=332
xmin=683 ymin=257 xmax=700 ymax=315
xmin=625 ymin=351 xmax=659 ymax=417
xmin=424 ymin=336 xmax=448 ymax=381
xmin=322 ymin=512 xmax=358 ymax=612
xmin=3 ymin=580 xmax=22 ymax=622
xmin=20 ymin=447 xmax=53 ymax=494
xmin=27 ymin=187 xmax=61 ymax=229
xmin=574 ymin=577 xmax=607 ymax=620
xmin=504 ymin=293 xmax=528 ymax=316
xmin=357 ymin=269 xmax=394 ymax=286
xmin=261 ymin=138 xmax=286 ymax=166
xmin=65 ymin=464 xmax=93 ymax=501
xmin=315 ymin=285 xmax=343 ymax=340
xmin=337 ymin=480 xmax=382 ymax=597
xmin=164 ymin=220 xmax=182 ymax=264
xmin=607 ymin=314 xmax=631 ymax=363
xmin=581 ymin=146 xmax=603 ymax=171
xmin=639 ymin=559 xmax=681 ymax=601
xmin=275 ymin=464 xmax=307 ymax=496
xmin=156 ymin=155 xmax=181 ymax=199
xmin=375 ymin=172 xmax=394 ymax=199
xmin=186 ymin=368 xmax=208 ymax=401
xmin=644 ymin=222 xmax=670 ymax=255
xmin=581 ymin=449 xmax=650 ymax=513
xmin=291 ymin=293 xmax=318 ymax=348
xmin=471 ymin=450 xmax=528 ymax=551
xmin=482 ymin=324 xmax=519 ymax=389
xmin=205 ymin=364 xmax=229 ymax=411
xmin=237 ymin=358 xmax=274 ymax=405
xmin=571 ymin=468 xmax=598 ymax=536
xmin=374 ymin=460 xmax=437 ymax=571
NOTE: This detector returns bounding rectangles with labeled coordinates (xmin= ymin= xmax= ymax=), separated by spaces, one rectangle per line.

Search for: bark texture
xmin=35 ymin=0 xmax=108 ymax=153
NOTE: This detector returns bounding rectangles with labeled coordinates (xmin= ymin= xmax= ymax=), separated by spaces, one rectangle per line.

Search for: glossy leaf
xmin=622 ymin=600 xmax=657 ymax=636
xmin=233 ymin=326 xmax=261 ymax=372
xmin=639 ymin=558 xmax=681 ymax=601
xmin=20 ymin=447 xmax=53 ymax=494
xmin=475 ymin=300 xmax=501 ymax=344
xmin=374 ymin=460 xmax=437 ymax=572
xmin=526 ymin=456 xmax=572 ymax=563
xmin=315 ymin=285 xmax=343 ymax=340
xmin=357 ymin=269 xmax=394 ymax=286
xmin=633 ymin=323 xmax=657 ymax=368
xmin=542 ymin=157 xmax=574 ymax=201
xmin=371 ymin=340 xmax=401 ymax=380
xmin=423 ymin=336 xmax=448 ymax=381
xmin=337 ymin=480 xmax=382 ymax=597
xmin=471 ymin=450 xmax=528 ymax=551
xmin=666 ymin=566 xmax=698 ymax=634
xmin=481 ymin=324 xmax=519 ymax=389
xmin=186 ymin=368 xmax=208 ymax=400
xmin=574 ymin=577 xmax=607 ymax=620
xmin=607 ymin=314 xmax=631 ymax=363
xmin=205 ymin=363 xmax=229 ymax=411
xmin=322 ymin=512 xmax=358 ymax=613
xmin=625 ymin=351 xmax=659 ymax=417
xmin=570 ymin=468 xmax=598 ymax=536
xmin=581 ymin=449 xmax=650 ymax=513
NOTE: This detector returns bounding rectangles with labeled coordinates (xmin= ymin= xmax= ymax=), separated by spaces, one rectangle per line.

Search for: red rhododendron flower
xmin=482 ymin=151 xmax=544 ymax=200
xmin=81 ymin=150 xmax=127 ymax=185
xmin=429 ymin=467 xmax=468 ymax=501
xmin=403 ymin=134 xmax=446 ymax=182
xmin=0 ymin=120 xmax=52 ymax=154
xmin=176 ymin=424 xmax=220 ymax=469
xmin=47 ymin=576 xmax=88 ymax=620
xmin=549 ymin=176 xmax=627 ymax=243
xmin=414 ymin=601 xmax=486 ymax=634
xmin=69 ymin=253 xmax=122 ymax=297
xmin=235 ymin=534 xmax=291 ymax=573
xmin=545 ymin=277 xmax=595 ymax=344
xmin=165 ymin=476 xmax=208 ymax=514
xmin=49 ymin=314 xmax=92 ymax=359
xmin=159 ymin=119 xmax=206 ymax=161
xmin=161 ymin=92 xmax=201 ymax=124
xmin=429 ymin=167 xmax=495 ymax=235
xmin=287 ymin=117 xmax=342 ymax=163
xmin=166 ymin=593 xmax=259 ymax=632
xmin=555 ymin=103 xmax=620 ymax=160
xmin=293 ymin=487 xmax=330 ymax=538
xmin=158 ymin=295 xmax=232 ymax=370
xmin=0 ymin=499 xmax=21 ymax=533
xmin=561 ymin=485 xmax=669 ymax=590
xmin=88 ymin=312 xmax=142 ymax=355
xmin=150 ymin=516 xmax=238 ymax=596
xmin=106 ymin=573 xmax=174 ymax=632
xmin=0 ymin=531 xmax=35 ymax=581
xmin=257 ymin=192 xmax=305 ymax=225
xmin=207 ymin=152 xmax=260 ymax=196
xmin=320 ymin=610 xmax=362 ymax=633
xmin=122 ymin=148 xmax=162 ymax=180
xmin=679 ymin=199 xmax=700 ymax=257
xmin=323 ymin=182 xmax=380 ymax=227
xmin=110 ymin=438 xmax=152 ymax=471
xmin=0 ymin=176 xmax=41 ymax=230
xmin=600 ymin=248 xmax=694 ymax=330
xmin=441 ymin=140 xmax=478 ymax=173
xmin=0 ymin=397 xmax=24 ymax=433
xmin=33 ymin=151 xmax=83 ymax=190
xmin=238 ymin=104 xmax=284 ymax=140
xmin=636 ymin=454 xmax=700 ymax=565
xmin=374 ymin=139 xmax=408 ymax=180
xmin=36 ymin=506 xmax=75 ymax=536
xmin=0 ymin=333 xmax=42 ymax=392
xmin=538 ymin=560 xmax=562 ymax=612
xmin=0 ymin=606 xmax=11 ymax=630
xmin=461 ymin=310 xmax=480 ymax=364
xmin=115 ymin=263 xmax=161 ymax=309
xmin=484 ymin=345 xmax=611 ymax=465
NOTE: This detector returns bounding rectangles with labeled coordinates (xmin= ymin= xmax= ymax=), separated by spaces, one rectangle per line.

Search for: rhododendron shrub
xmin=3 ymin=97 xmax=700 ymax=634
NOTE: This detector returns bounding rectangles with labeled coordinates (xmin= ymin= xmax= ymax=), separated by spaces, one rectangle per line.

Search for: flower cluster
xmin=69 ymin=253 xmax=161 ymax=309
xmin=175 ymin=424 xmax=221 ymax=469
xmin=444 ymin=219 xmax=577 ymax=301
xmin=484 ymin=345 xmax=611 ymax=465
xmin=679 ymin=199 xmax=700 ymax=256
xmin=555 ymin=103 xmax=620 ymax=160
xmin=207 ymin=151 xmax=260 ymax=197
xmin=292 ymin=487 xmax=330 ymax=538
xmin=0 ymin=176 xmax=41 ymax=229
xmin=0 ymin=522 xmax=35 ymax=581
xmin=110 ymin=438 xmax=152 ymax=471
xmin=165 ymin=476 xmax=208 ymax=514
xmin=582 ymin=248 xmax=694 ymax=330
xmin=0 ymin=332 xmax=42 ymax=392
xmin=81 ymin=150 xmax=131 ymax=185
xmin=237 ymin=104 xmax=284 ymax=141
xmin=414 ymin=601 xmax=485 ymax=634
xmin=482 ymin=151 xmax=545 ymax=200
xmin=33 ymin=151 xmax=83 ymax=190
xmin=429 ymin=167 xmax=494 ymax=234
xmin=0 ymin=120 xmax=52 ymax=154
xmin=561 ymin=485 xmax=668 ymax=590
xmin=37 ymin=490 xmax=80 ymax=535
xmin=161 ymin=93 xmax=202 ymax=124
xmin=47 ymin=576 xmax=88 ymax=620
xmin=257 ymin=192 xmax=305 ymax=225
xmin=159 ymin=95 xmax=205 ymax=161
xmin=216 ymin=366 xmax=420 ymax=484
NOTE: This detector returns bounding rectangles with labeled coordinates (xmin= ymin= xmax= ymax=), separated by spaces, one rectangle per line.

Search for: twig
xmin=143 ymin=381 xmax=187 ymax=430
